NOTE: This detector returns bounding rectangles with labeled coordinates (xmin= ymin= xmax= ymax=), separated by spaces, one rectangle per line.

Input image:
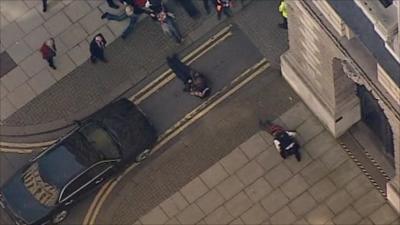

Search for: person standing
xmin=278 ymin=0 xmax=288 ymax=29
xmin=101 ymin=5 xmax=140 ymax=39
xmin=40 ymin=38 xmax=56 ymax=70
xmin=175 ymin=0 xmax=200 ymax=19
xmin=216 ymin=0 xmax=232 ymax=20
xmin=90 ymin=34 xmax=107 ymax=63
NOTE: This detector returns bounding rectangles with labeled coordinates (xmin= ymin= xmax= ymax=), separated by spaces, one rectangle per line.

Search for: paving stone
xmin=255 ymin=147 xmax=283 ymax=172
xmin=216 ymin=175 xmax=245 ymax=200
xmin=353 ymin=189 xmax=386 ymax=217
xmin=303 ymin=131 xmax=337 ymax=159
xmin=180 ymin=177 xmax=209 ymax=203
xmin=7 ymin=40 xmax=33 ymax=63
xmin=320 ymin=145 xmax=348 ymax=170
xmin=332 ymin=206 xmax=362 ymax=225
xmin=264 ymin=163 xmax=292 ymax=188
xmin=0 ymin=97 xmax=16 ymax=121
xmin=345 ymin=174 xmax=373 ymax=200
xmin=28 ymin=68 xmax=56 ymax=95
xmin=16 ymin=8 xmax=44 ymax=33
xmin=204 ymin=206 xmax=234 ymax=225
xmin=98 ymin=1 xmax=124 ymax=15
xmin=220 ymin=148 xmax=249 ymax=175
xmin=19 ymin=51 xmax=47 ymax=77
xmin=369 ymin=204 xmax=399 ymax=225
xmin=67 ymin=40 xmax=90 ymax=66
xmin=176 ymin=204 xmax=205 ymax=225
xmin=281 ymin=174 xmax=309 ymax=200
xmin=236 ymin=160 xmax=265 ymax=186
xmin=79 ymin=8 xmax=107 ymax=34
xmin=293 ymin=218 xmax=309 ymax=225
xmin=296 ymin=116 xmax=324 ymax=143
xmin=7 ymin=83 xmax=36 ymax=108
xmin=328 ymin=160 xmax=360 ymax=188
xmin=288 ymin=192 xmax=317 ymax=216
xmin=87 ymin=25 xmax=116 ymax=46
xmin=305 ymin=204 xmax=334 ymax=225
xmin=23 ymin=25 xmax=51 ymax=50
xmin=244 ymin=178 xmax=272 ymax=202
xmin=391 ymin=217 xmax=400 ymax=225
xmin=229 ymin=218 xmax=245 ymax=225
xmin=63 ymin=0 xmax=91 ymax=22
xmin=139 ymin=206 xmax=168 ymax=225
xmin=24 ymin=0 xmax=41 ymax=8
xmin=357 ymin=218 xmax=374 ymax=225
xmin=260 ymin=188 xmax=289 ymax=214
xmin=60 ymin=23 xmax=88 ymax=49
xmin=53 ymin=36 xmax=68 ymax=55
xmin=224 ymin=192 xmax=253 ymax=217
xmin=0 ymin=0 xmax=29 ymax=21
xmin=269 ymin=206 xmax=296 ymax=225
xmin=165 ymin=217 xmax=179 ymax=225
xmin=49 ymin=54 xmax=75 ymax=81
xmin=283 ymin=150 xmax=313 ymax=174
xmin=87 ymin=0 xmax=103 ymax=8
xmin=1 ymin=66 xmax=29 ymax=91
xmin=300 ymin=159 xmax=330 ymax=185
xmin=160 ymin=192 xmax=189 ymax=218
xmin=1 ymin=22 xmax=25 ymax=48
xmin=200 ymin=163 xmax=229 ymax=189
xmin=325 ymin=189 xmax=354 ymax=215
xmin=239 ymin=133 xmax=269 ymax=159
xmin=0 ymin=82 xmax=9 ymax=99
xmin=196 ymin=189 xmax=225 ymax=215
xmin=279 ymin=102 xmax=312 ymax=129
xmin=43 ymin=11 xmax=72 ymax=36
xmin=240 ymin=204 xmax=268 ymax=225
xmin=0 ymin=14 xmax=9 ymax=29
xmin=308 ymin=178 xmax=337 ymax=202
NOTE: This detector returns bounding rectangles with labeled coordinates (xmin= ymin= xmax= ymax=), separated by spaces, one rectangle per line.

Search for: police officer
xmin=278 ymin=0 xmax=288 ymax=29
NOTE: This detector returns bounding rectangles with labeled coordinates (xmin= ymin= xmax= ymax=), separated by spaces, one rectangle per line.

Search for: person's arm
xmin=286 ymin=131 xmax=296 ymax=137
xmin=273 ymin=139 xmax=281 ymax=151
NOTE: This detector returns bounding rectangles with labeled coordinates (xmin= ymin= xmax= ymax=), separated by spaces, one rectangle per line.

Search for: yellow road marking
xmin=83 ymin=59 xmax=270 ymax=225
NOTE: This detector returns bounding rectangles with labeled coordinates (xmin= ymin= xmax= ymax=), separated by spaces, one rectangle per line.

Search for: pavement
xmin=0 ymin=0 xmax=398 ymax=225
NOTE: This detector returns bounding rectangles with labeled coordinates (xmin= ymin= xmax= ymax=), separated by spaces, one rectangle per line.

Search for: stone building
xmin=280 ymin=0 xmax=400 ymax=212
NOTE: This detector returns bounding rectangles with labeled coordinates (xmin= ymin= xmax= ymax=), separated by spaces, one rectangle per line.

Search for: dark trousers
xmin=90 ymin=51 xmax=106 ymax=63
xmin=46 ymin=57 xmax=55 ymax=69
xmin=280 ymin=17 xmax=288 ymax=29
xmin=167 ymin=55 xmax=191 ymax=84
xmin=217 ymin=7 xmax=232 ymax=20
xmin=280 ymin=143 xmax=301 ymax=161
xmin=42 ymin=0 xmax=47 ymax=11
xmin=175 ymin=0 xmax=200 ymax=18
xmin=106 ymin=0 xmax=119 ymax=8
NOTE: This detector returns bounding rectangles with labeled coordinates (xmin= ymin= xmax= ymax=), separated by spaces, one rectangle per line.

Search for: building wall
xmin=281 ymin=0 xmax=400 ymax=213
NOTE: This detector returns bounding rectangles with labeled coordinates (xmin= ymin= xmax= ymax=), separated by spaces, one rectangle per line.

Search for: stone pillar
xmin=281 ymin=1 xmax=360 ymax=138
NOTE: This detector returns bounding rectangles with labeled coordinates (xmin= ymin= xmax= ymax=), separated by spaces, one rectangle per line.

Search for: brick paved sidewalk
xmin=135 ymin=102 xmax=399 ymax=225
xmin=0 ymin=0 xmax=134 ymax=120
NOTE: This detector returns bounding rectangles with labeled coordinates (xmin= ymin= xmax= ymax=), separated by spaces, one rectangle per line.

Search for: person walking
xmin=101 ymin=5 xmax=140 ymax=39
xmin=90 ymin=34 xmax=107 ymax=63
xmin=278 ymin=0 xmax=288 ymax=29
xmin=216 ymin=0 xmax=232 ymax=20
xmin=40 ymin=38 xmax=56 ymax=70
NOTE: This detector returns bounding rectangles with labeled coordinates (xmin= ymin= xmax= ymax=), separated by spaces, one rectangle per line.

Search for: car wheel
xmin=135 ymin=149 xmax=151 ymax=162
xmin=52 ymin=210 xmax=68 ymax=224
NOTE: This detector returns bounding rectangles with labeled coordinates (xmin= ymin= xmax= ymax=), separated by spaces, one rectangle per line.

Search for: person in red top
xmin=40 ymin=38 xmax=57 ymax=70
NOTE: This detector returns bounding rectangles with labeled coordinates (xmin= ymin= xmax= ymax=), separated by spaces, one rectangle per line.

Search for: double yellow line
xmin=83 ymin=57 xmax=270 ymax=225
xmin=0 ymin=140 xmax=57 ymax=154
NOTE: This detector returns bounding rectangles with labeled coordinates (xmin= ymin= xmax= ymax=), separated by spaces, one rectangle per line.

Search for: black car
xmin=0 ymin=99 xmax=157 ymax=225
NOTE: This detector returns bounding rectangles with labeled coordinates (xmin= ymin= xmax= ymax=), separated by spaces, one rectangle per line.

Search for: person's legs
xmin=203 ymin=0 xmax=211 ymax=14
xmin=223 ymin=7 xmax=233 ymax=17
xmin=90 ymin=55 xmax=97 ymax=63
xmin=42 ymin=0 xmax=47 ymax=12
xmin=47 ymin=57 xmax=56 ymax=69
xmin=292 ymin=143 xmax=301 ymax=161
xmin=165 ymin=17 xmax=182 ymax=43
xmin=280 ymin=150 xmax=287 ymax=159
xmin=103 ymin=13 xmax=128 ymax=21
xmin=121 ymin=15 xmax=138 ymax=39
xmin=167 ymin=56 xmax=191 ymax=84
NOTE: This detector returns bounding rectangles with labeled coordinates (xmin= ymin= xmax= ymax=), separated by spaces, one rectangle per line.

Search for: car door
xmin=59 ymin=161 xmax=117 ymax=206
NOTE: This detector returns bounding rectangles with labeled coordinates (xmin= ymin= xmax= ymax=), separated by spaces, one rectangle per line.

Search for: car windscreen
xmin=79 ymin=125 xmax=120 ymax=159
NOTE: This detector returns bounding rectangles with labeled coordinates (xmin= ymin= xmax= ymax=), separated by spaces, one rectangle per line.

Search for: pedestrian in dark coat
xmin=216 ymin=0 xmax=233 ymax=20
xmin=40 ymin=38 xmax=56 ymax=70
xmin=90 ymin=34 xmax=107 ymax=63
